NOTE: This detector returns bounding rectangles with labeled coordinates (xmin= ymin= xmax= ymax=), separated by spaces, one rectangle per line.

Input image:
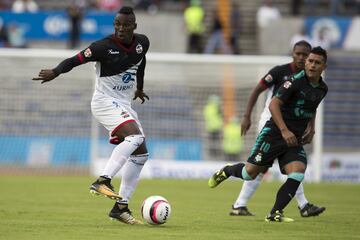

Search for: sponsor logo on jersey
xmin=113 ymin=84 xmax=134 ymax=91
xmin=108 ymin=49 xmax=120 ymax=54
xmin=84 ymin=48 xmax=92 ymax=58
xmin=264 ymin=74 xmax=273 ymax=83
xmin=283 ymin=81 xmax=292 ymax=89
xmin=294 ymin=99 xmax=313 ymax=118
xmin=122 ymin=73 xmax=134 ymax=83
xmin=112 ymin=101 xmax=119 ymax=108
xmin=136 ymin=44 xmax=143 ymax=54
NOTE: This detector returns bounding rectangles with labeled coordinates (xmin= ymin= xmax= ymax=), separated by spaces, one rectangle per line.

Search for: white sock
xmin=233 ymin=173 xmax=263 ymax=208
xmin=119 ymin=154 xmax=148 ymax=202
xmin=295 ymin=182 xmax=308 ymax=209
xmin=101 ymin=135 xmax=144 ymax=178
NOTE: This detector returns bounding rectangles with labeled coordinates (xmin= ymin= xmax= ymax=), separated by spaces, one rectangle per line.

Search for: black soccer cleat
xmin=299 ymin=203 xmax=326 ymax=217
xmin=89 ymin=176 xmax=122 ymax=201
xmin=265 ymin=210 xmax=294 ymax=222
xmin=109 ymin=203 xmax=143 ymax=225
xmin=208 ymin=165 xmax=230 ymax=188
xmin=229 ymin=206 xmax=255 ymax=216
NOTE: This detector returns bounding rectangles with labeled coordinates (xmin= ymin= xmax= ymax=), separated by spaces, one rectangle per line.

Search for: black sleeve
xmin=274 ymin=80 xmax=298 ymax=103
xmin=260 ymin=66 xmax=281 ymax=89
xmin=136 ymin=56 xmax=146 ymax=91
xmin=52 ymin=42 xmax=103 ymax=76
xmin=136 ymin=35 xmax=150 ymax=91
xmin=52 ymin=55 xmax=83 ymax=76
xmin=77 ymin=42 xmax=103 ymax=63
xmin=142 ymin=34 xmax=150 ymax=53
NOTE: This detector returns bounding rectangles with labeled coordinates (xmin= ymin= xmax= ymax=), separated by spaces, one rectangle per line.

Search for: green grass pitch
xmin=0 ymin=176 xmax=359 ymax=240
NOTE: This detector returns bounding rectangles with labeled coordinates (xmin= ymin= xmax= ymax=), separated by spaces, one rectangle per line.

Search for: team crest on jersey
xmin=120 ymin=111 xmax=130 ymax=118
xmin=264 ymin=74 xmax=273 ymax=83
xmin=283 ymin=81 xmax=292 ymax=89
xmin=136 ymin=44 xmax=143 ymax=54
xmin=283 ymin=76 xmax=290 ymax=81
xmin=255 ymin=153 xmax=262 ymax=162
xmin=84 ymin=48 xmax=92 ymax=58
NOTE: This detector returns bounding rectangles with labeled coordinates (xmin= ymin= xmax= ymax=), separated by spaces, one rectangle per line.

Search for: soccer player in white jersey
xmin=229 ymin=41 xmax=326 ymax=217
xmin=33 ymin=6 xmax=149 ymax=224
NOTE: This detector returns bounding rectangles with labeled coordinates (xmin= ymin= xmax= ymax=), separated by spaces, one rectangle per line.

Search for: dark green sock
xmin=270 ymin=178 xmax=301 ymax=214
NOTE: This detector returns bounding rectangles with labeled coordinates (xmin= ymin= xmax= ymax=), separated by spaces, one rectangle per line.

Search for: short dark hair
xmin=118 ymin=6 xmax=135 ymax=15
xmin=117 ymin=6 xmax=136 ymax=21
xmin=311 ymin=46 xmax=327 ymax=63
xmin=293 ymin=40 xmax=312 ymax=50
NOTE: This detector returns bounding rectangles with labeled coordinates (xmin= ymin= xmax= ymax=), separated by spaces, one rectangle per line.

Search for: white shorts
xmin=91 ymin=93 xmax=144 ymax=140
xmin=258 ymin=88 xmax=273 ymax=133
xmin=258 ymin=108 xmax=271 ymax=133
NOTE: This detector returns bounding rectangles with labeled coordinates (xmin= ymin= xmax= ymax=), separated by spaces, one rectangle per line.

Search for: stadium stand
xmin=324 ymin=55 xmax=360 ymax=151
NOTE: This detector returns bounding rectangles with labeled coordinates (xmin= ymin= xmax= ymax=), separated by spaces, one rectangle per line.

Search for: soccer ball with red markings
xmin=141 ymin=196 xmax=171 ymax=225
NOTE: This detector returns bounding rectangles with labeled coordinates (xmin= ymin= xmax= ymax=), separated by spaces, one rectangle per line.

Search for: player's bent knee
xmin=242 ymin=167 xmax=254 ymax=180
xmin=245 ymin=164 xmax=263 ymax=180
xmin=125 ymin=134 xmax=145 ymax=147
xmin=288 ymin=172 xmax=305 ymax=182
xmin=129 ymin=153 xmax=149 ymax=165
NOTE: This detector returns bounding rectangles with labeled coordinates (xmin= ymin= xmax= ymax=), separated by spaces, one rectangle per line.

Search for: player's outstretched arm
xmin=32 ymin=55 xmax=84 ymax=84
xmin=32 ymin=69 xmax=57 ymax=84
xmin=133 ymin=89 xmax=149 ymax=104
xmin=241 ymin=83 xmax=267 ymax=136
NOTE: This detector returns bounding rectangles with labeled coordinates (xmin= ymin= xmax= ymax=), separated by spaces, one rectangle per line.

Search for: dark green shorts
xmin=247 ymin=127 xmax=307 ymax=173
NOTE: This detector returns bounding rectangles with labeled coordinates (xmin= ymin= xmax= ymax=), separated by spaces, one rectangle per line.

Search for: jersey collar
xmin=111 ymin=34 xmax=136 ymax=53
xmin=305 ymin=72 xmax=326 ymax=88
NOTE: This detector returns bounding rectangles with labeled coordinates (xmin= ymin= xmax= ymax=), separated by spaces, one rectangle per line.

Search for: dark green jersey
xmin=271 ymin=70 xmax=328 ymax=137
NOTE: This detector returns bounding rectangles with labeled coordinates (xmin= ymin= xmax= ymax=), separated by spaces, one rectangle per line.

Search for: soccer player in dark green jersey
xmin=208 ymin=47 xmax=328 ymax=222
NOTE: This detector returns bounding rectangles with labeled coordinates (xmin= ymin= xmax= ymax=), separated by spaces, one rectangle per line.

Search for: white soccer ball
xmin=141 ymin=195 xmax=171 ymax=225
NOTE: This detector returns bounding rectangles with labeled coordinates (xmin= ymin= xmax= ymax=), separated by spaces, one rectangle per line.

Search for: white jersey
xmin=72 ymin=34 xmax=150 ymax=139
xmin=257 ymin=86 xmax=273 ymax=133
xmin=93 ymin=59 xmax=143 ymax=106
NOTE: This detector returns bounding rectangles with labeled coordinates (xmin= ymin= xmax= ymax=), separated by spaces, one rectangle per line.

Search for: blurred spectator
xmin=67 ymin=1 xmax=84 ymax=49
xmin=7 ymin=23 xmax=27 ymax=48
xmin=204 ymin=9 xmax=232 ymax=54
xmin=96 ymin=0 xmax=122 ymax=11
xmin=290 ymin=26 xmax=312 ymax=49
xmin=303 ymin=0 xmax=318 ymax=15
xmin=303 ymin=0 xmax=340 ymax=15
xmin=0 ymin=0 xmax=12 ymax=9
xmin=256 ymin=0 xmax=281 ymax=28
xmin=0 ymin=20 xmax=9 ymax=47
xmin=330 ymin=0 xmax=340 ymax=15
xmin=230 ymin=2 xmax=241 ymax=54
xmin=184 ymin=0 xmax=205 ymax=53
xmin=290 ymin=0 xmax=303 ymax=15
xmin=222 ymin=116 xmax=243 ymax=162
xmin=12 ymin=0 xmax=38 ymax=13
xmin=203 ymin=95 xmax=223 ymax=158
